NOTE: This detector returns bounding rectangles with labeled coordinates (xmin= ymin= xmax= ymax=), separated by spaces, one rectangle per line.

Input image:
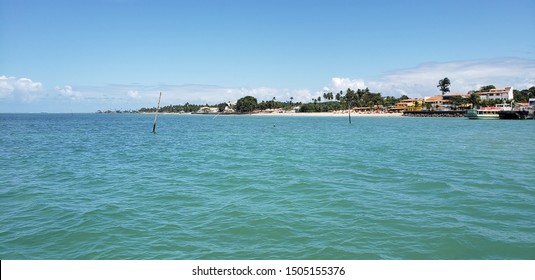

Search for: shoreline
xmin=252 ymin=112 xmax=403 ymax=117
xmin=143 ymin=112 xmax=403 ymax=117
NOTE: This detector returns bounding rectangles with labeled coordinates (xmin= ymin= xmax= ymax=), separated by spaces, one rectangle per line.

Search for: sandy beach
xmin=143 ymin=110 xmax=404 ymax=117
xmin=148 ymin=111 xmax=404 ymax=117
xmin=252 ymin=111 xmax=403 ymax=117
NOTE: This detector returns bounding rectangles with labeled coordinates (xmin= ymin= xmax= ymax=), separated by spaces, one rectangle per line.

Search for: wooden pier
xmin=498 ymin=110 xmax=534 ymax=120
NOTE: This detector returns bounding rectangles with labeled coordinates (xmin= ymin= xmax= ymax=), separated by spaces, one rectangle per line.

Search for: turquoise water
xmin=1 ymin=113 xmax=534 ymax=259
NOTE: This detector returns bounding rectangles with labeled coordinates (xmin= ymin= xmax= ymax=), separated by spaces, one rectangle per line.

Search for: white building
xmin=197 ymin=107 xmax=218 ymax=113
xmin=477 ymin=86 xmax=513 ymax=101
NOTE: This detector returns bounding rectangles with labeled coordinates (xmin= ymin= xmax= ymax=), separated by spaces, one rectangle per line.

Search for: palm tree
xmin=437 ymin=77 xmax=451 ymax=96
xmin=468 ymin=92 xmax=481 ymax=108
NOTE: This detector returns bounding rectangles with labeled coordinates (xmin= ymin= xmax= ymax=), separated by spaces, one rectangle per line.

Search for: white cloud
xmin=328 ymin=77 xmax=367 ymax=92
xmin=56 ymin=85 xmax=81 ymax=99
xmin=324 ymin=58 xmax=535 ymax=98
xmin=125 ymin=84 xmax=314 ymax=105
xmin=127 ymin=90 xmax=141 ymax=99
xmin=17 ymin=77 xmax=43 ymax=91
xmin=3 ymin=57 xmax=533 ymax=112
xmin=223 ymin=87 xmax=312 ymax=103
xmin=55 ymin=58 xmax=534 ymax=110
xmin=0 ymin=76 xmax=43 ymax=100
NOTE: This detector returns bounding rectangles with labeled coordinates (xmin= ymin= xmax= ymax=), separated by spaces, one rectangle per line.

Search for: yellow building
xmin=393 ymin=98 xmax=423 ymax=111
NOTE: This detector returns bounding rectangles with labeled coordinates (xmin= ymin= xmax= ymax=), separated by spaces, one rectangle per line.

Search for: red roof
xmin=477 ymin=86 xmax=512 ymax=95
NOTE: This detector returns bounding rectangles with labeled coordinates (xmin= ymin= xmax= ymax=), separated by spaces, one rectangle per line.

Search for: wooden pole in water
xmin=152 ymin=92 xmax=162 ymax=133
xmin=348 ymin=101 xmax=352 ymax=124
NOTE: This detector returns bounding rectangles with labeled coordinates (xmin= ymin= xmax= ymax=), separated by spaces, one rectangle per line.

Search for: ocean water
xmin=1 ymin=113 xmax=534 ymax=260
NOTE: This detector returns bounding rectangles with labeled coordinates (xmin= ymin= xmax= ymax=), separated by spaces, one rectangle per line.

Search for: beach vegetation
xmin=134 ymin=87 xmax=421 ymax=114
xmin=323 ymin=92 xmax=334 ymax=101
xmin=335 ymin=91 xmax=342 ymax=101
xmin=128 ymin=86 xmax=535 ymax=115
xmin=139 ymin=102 xmax=202 ymax=113
xmin=479 ymin=98 xmax=508 ymax=107
xmin=299 ymin=101 xmax=341 ymax=112
xmin=236 ymin=96 xmax=258 ymax=113
xmin=478 ymin=85 xmax=496 ymax=92
xmin=448 ymin=96 xmax=465 ymax=110
xmin=467 ymin=92 xmax=481 ymax=108
xmin=299 ymin=88 xmax=401 ymax=112
xmin=217 ymin=102 xmax=228 ymax=112
xmin=513 ymin=86 xmax=535 ymax=103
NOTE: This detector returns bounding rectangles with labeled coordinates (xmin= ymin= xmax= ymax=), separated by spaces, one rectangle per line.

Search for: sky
xmin=1 ymin=0 xmax=534 ymax=112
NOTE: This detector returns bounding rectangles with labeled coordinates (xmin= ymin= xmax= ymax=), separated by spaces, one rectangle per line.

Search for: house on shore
xmin=392 ymin=98 xmax=423 ymax=112
xmin=424 ymin=86 xmax=513 ymax=110
xmin=425 ymin=94 xmax=471 ymax=110
xmin=424 ymin=95 xmax=446 ymax=109
xmin=197 ymin=107 xmax=219 ymax=114
xmin=476 ymin=86 xmax=513 ymax=101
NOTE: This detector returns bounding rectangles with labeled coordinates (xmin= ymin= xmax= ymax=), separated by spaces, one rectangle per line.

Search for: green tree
xmin=448 ymin=96 xmax=465 ymax=110
xmin=437 ymin=77 xmax=451 ymax=96
xmin=468 ymin=92 xmax=481 ymax=108
xmin=514 ymin=87 xmax=535 ymax=103
xmin=236 ymin=96 xmax=258 ymax=113
xmin=217 ymin=102 xmax=228 ymax=112
xmin=335 ymin=91 xmax=342 ymax=101
xmin=326 ymin=92 xmax=334 ymax=100
xmin=479 ymin=85 xmax=496 ymax=92
xmin=384 ymin=96 xmax=399 ymax=107
xmin=345 ymin=88 xmax=356 ymax=106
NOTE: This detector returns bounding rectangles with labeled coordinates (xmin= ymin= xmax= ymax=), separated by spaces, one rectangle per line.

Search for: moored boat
xmin=465 ymin=103 xmax=512 ymax=120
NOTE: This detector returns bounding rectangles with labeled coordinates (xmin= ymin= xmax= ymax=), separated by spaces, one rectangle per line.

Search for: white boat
xmin=465 ymin=103 xmax=513 ymax=120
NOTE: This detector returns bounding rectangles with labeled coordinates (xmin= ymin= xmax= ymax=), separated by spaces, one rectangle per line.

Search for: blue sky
xmin=1 ymin=0 xmax=534 ymax=112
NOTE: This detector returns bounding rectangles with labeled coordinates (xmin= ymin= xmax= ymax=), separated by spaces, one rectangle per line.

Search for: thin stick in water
xmin=348 ymin=102 xmax=352 ymax=124
xmin=152 ymin=92 xmax=162 ymax=133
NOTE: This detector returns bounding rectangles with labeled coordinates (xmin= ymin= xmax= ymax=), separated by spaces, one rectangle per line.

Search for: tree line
xmin=134 ymin=84 xmax=535 ymax=114
xmin=135 ymin=88 xmax=409 ymax=113
xmin=139 ymin=102 xmax=204 ymax=113
xmin=513 ymin=87 xmax=535 ymax=103
xmin=299 ymin=88 xmax=407 ymax=113
xmin=234 ymin=88 xmax=409 ymax=113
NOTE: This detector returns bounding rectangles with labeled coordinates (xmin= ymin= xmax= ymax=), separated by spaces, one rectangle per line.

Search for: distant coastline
xmin=138 ymin=111 xmax=403 ymax=117
xmin=98 ymin=85 xmax=534 ymax=117
xmin=253 ymin=111 xmax=402 ymax=117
